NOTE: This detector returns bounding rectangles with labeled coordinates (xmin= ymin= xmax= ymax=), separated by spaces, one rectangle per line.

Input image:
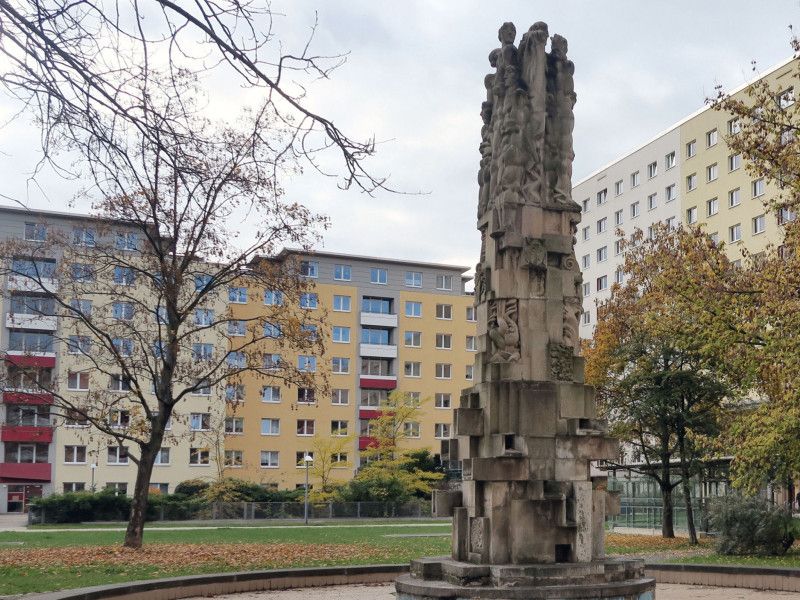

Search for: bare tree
xmin=0 ymin=0 xmax=378 ymax=547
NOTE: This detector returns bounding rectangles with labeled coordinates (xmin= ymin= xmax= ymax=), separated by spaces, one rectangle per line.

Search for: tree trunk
xmin=677 ymin=431 xmax=698 ymax=544
xmin=660 ymin=457 xmax=674 ymax=538
xmin=124 ymin=444 xmax=158 ymax=548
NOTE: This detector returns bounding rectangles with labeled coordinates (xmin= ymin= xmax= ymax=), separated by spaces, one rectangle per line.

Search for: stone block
xmin=468 ymin=456 xmax=529 ymax=481
xmin=452 ymin=507 xmax=468 ymax=561
xmin=454 ymin=407 xmax=484 ymax=437
xmin=573 ymin=481 xmax=593 ymax=562
xmin=432 ymin=489 xmax=462 ymax=517
xmin=461 ymin=480 xmax=480 ymax=518
xmin=469 ymin=516 xmax=492 ymax=564
xmin=606 ymin=488 xmax=621 ymax=516
xmin=555 ymin=457 xmax=590 ymax=481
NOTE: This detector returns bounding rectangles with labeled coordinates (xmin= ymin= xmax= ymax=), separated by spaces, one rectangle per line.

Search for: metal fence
xmin=29 ymin=499 xmax=434 ymax=524
xmin=608 ymin=497 xmax=712 ymax=533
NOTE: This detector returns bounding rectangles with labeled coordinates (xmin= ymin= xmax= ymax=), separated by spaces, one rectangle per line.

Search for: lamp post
xmin=303 ymin=454 xmax=313 ymax=524
xmin=90 ymin=463 xmax=97 ymax=492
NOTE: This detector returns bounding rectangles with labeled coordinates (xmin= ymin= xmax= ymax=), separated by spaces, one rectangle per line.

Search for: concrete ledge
xmin=17 ymin=561 xmax=800 ymax=600
xmin=647 ymin=562 xmax=800 ymax=592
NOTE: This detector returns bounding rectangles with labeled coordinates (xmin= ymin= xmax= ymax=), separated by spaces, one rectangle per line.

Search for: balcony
xmin=5 ymin=352 xmax=56 ymax=368
xmin=358 ymin=436 xmax=378 ymax=451
xmin=359 ymin=343 xmax=398 ymax=359
xmin=359 ymin=375 xmax=398 ymax=390
xmin=1 ymin=425 xmax=53 ymax=443
xmin=2 ymin=391 xmax=53 ymax=405
xmin=7 ymin=276 xmax=58 ymax=294
xmin=6 ymin=313 xmax=57 ymax=331
xmin=360 ymin=312 xmax=398 ymax=328
xmin=0 ymin=462 xmax=51 ymax=482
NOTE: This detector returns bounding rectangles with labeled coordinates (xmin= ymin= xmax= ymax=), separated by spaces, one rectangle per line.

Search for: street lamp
xmin=90 ymin=463 xmax=97 ymax=492
xmin=303 ymin=454 xmax=313 ymax=524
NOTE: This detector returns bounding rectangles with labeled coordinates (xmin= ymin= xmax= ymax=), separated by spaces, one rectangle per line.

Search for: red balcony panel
xmin=0 ymin=462 xmax=51 ymax=482
xmin=2 ymin=391 xmax=53 ymax=405
xmin=5 ymin=355 xmax=56 ymax=368
xmin=1 ymin=425 xmax=53 ymax=443
xmin=359 ymin=377 xmax=397 ymax=390
xmin=358 ymin=436 xmax=378 ymax=451
xmin=359 ymin=409 xmax=382 ymax=420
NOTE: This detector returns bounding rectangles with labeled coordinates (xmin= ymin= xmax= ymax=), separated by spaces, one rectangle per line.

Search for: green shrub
xmin=31 ymin=490 xmax=130 ymax=523
xmin=710 ymin=494 xmax=795 ymax=555
xmin=173 ymin=478 xmax=210 ymax=498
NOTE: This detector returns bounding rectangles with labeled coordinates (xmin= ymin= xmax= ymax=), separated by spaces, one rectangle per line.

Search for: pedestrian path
xmin=0 ymin=513 xmax=27 ymax=532
xmin=10 ymin=521 xmax=452 ymax=533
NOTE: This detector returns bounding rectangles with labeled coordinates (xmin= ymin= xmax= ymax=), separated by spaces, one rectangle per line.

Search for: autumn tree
xmin=307 ymin=434 xmax=354 ymax=500
xmin=0 ymin=1 xmax=380 ymax=547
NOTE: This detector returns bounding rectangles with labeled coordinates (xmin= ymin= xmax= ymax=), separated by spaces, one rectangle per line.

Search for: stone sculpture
xmin=396 ymin=22 xmax=656 ymax=600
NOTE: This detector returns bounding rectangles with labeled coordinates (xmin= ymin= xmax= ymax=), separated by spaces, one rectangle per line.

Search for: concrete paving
xmin=0 ymin=513 xmax=27 ymax=531
xmin=192 ymin=583 xmax=800 ymax=599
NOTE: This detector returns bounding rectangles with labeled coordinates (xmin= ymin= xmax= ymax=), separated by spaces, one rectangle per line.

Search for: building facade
xmin=574 ymin=56 xmax=798 ymax=336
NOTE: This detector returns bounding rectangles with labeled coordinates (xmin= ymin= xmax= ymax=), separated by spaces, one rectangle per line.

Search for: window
xmin=614 ymin=239 xmax=624 ymax=255
xmin=331 ymin=420 xmax=348 ymax=436
xmin=686 ymin=206 xmax=698 ymax=224
xmin=666 ymin=216 xmax=676 ymax=230
xmin=64 ymin=445 xmax=86 ymax=464
xmin=333 ymin=295 xmax=351 ymax=312
xmin=264 ymin=290 xmax=283 ymax=306
xmin=436 ymin=274 xmax=453 ymax=290
xmin=113 ymin=266 xmax=135 ymax=286
xmin=5 ymin=442 xmax=48 ymax=463
xmin=752 ymin=178 xmax=765 ymax=197
xmin=465 ymin=364 xmax=474 ymax=380
xmin=262 ymin=386 xmax=281 ymax=403
xmin=582 ymin=281 xmax=591 ymax=296
xmin=263 ymin=353 xmax=281 ymax=370
xmin=710 ymin=232 xmax=720 ymax=245
xmin=435 ymin=363 xmax=452 ymax=379
xmin=64 ymin=482 xmax=86 ymax=493
xmin=300 ymin=293 xmax=318 ymax=309
xmin=362 ymin=296 xmax=391 ymax=314
xmin=753 ymin=214 xmax=766 ymax=235
xmin=72 ymin=227 xmax=96 ymax=247
xmin=224 ymin=450 xmax=243 ymax=467
xmin=582 ymin=198 xmax=590 ymax=213
xmin=596 ymin=217 xmax=607 ymax=233
xmin=596 ymin=275 xmax=609 ymax=292
xmin=361 ymin=327 xmax=390 ymax=345
xmin=107 ymin=445 xmax=129 ymax=465
xmin=435 ymin=304 xmax=452 ymax=319
xmin=260 ymin=451 xmax=279 ymax=468
xmin=7 ymin=296 xmax=55 ymax=318
xmin=115 ymin=232 xmax=138 ymax=251
xmin=614 ymin=268 xmax=624 ymax=284
xmin=194 ymin=308 xmax=214 ymax=326
xmin=71 ymin=263 xmax=94 ymax=282
xmin=193 ymin=378 xmax=211 ymax=395
xmin=67 ymin=371 xmax=90 ymax=391
xmin=70 ymin=298 xmax=92 ymax=317
xmin=665 ymin=184 xmax=677 ymax=203
xmin=332 ymin=357 xmax=350 ymax=374
xmin=779 ymin=207 xmax=797 ymax=225
xmin=106 ymin=482 xmax=128 ymax=495
xmin=686 ymin=139 xmax=697 ymax=158
xmin=361 ymin=389 xmax=387 ymax=407
xmin=728 ymin=118 xmax=741 ymax=134
xmin=596 ymin=188 xmax=608 ymax=205
xmin=466 ymin=335 xmax=476 ymax=351
xmin=334 ymin=264 xmax=351 ymax=281
xmin=194 ymin=274 xmax=212 ymax=291
xmin=630 ymin=201 xmax=640 ymax=218
xmin=190 ymin=412 xmax=211 ymax=431
xmin=404 ymin=361 xmax=421 ymax=377
xmin=296 ymin=452 xmax=315 ymax=467
xmin=112 ymin=337 xmax=133 ymax=357
xmin=332 ymin=389 xmax=349 ymax=405
xmin=297 ymin=419 xmax=315 ymax=436
xmin=466 ymin=306 xmax=476 ymax=321
xmin=582 ymin=311 xmax=591 ymax=325
xmin=706 ymin=197 xmax=719 ymax=216
xmin=435 ymin=423 xmax=451 ymax=439
xmin=729 ymin=188 xmax=741 ymax=207
xmin=614 ymin=209 xmax=623 ymax=226
xmin=403 ymin=422 xmax=420 ymax=438
xmin=614 ymin=180 xmax=624 ymax=196
xmin=728 ymin=153 xmax=741 ymax=171
xmin=228 ymin=320 xmax=246 ymax=336
xmin=226 ymin=351 xmax=245 ymax=368
xmin=435 ymin=393 xmax=451 ymax=409
xmin=155 ymin=448 xmax=170 ymax=465
xmin=192 ymin=343 xmax=213 ymax=362
xmin=778 ymin=87 xmax=795 ymax=109
xmin=300 ymin=260 xmax=318 ymax=278
xmin=647 ymin=161 xmax=657 ymax=179
xmin=189 ymin=448 xmax=210 ymax=466
xmin=298 ymin=355 xmax=317 ymax=372
xmin=24 ymin=222 xmax=46 ymax=242
xmin=110 ymin=375 xmax=132 ymax=392
xmin=403 ymin=330 xmax=421 ymax=347
xmin=582 ymin=226 xmax=590 ymax=241
xmin=596 ymin=246 xmax=608 ymax=262
xmin=706 ymin=163 xmax=718 ymax=182
xmin=729 ymin=223 xmax=742 ymax=243
xmin=647 ymin=193 xmax=657 ymax=210
xmin=332 ymin=326 xmax=350 ymax=343
xmin=261 ymin=418 xmax=280 ymax=435
xmin=687 ymin=173 xmax=697 ymax=191
xmin=665 ymin=151 xmax=676 ymax=170
xmin=228 ymin=287 xmax=248 ymax=303
xmin=405 ymin=271 xmax=422 ymax=287
xmin=362 ymin=358 xmax=392 ymax=376
xmin=630 ymin=171 xmax=640 ymax=187
xmin=225 ymin=417 xmax=244 ymax=434
xmin=435 ymin=333 xmax=452 ymax=350
xmin=706 ymin=129 xmax=718 ymax=147
xmin=370 ymin=268 xmax=388 ymax=284
xmin=581 ymin=254 xmax=590 ymax=269
xmin=297 ymin=388 xmax=316 ymax=404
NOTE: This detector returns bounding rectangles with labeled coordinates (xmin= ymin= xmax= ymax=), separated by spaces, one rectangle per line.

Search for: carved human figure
xmin=563 ymin=296 xmax=582 ymax=351
xmin=519 ymin=22 xmax=549 ymax=206
xmin=488 ymin=299 xmax=520 ymax=363
xmin=550 ymin=34 xmax=576 ymax=204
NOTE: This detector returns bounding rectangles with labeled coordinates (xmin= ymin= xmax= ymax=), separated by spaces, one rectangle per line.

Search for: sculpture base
xmin=395 ymin=557 xmax=655 ymax=599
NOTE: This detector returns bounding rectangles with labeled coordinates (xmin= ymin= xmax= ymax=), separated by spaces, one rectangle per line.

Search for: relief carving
xmin=488 ymin=299 xmax=520 ymax=363
xmin=563 ymin=296 xmax=582 ymax=351
xmin=549 ymin=342 xmax=574 ymax=381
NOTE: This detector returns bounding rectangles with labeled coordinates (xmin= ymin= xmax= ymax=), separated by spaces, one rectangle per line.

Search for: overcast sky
xmin=1 ymin=1 xmax=798 ymax=270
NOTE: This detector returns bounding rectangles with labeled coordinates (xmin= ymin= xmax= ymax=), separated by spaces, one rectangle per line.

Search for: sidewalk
xmin=0 ymin=513 xmax=27 ymax=532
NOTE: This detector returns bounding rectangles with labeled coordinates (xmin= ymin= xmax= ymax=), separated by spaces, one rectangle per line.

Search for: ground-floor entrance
xmin=5 ymin=484 xmax=43 ymax=513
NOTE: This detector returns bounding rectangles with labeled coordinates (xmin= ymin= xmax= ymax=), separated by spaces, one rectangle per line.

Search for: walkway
xmin=0 ymin=513 xmax=27 ymax=532
xmin=190 ymin=583 xmax=800 ymax=599
xmin=8 ymin=522 xmax=452 ymax=533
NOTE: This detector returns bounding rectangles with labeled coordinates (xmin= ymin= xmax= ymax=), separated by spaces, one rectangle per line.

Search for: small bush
xmin=173 ymin=478 xmax=210 ymax=498
xmin=710 ymin=494 xmax=795 ymax=556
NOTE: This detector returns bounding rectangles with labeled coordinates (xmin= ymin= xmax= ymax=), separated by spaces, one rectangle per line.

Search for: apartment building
xmin=574 ymin=55 xmax=798 ymax=336
xmin=222 ymin=250 xmax=476 ymax=489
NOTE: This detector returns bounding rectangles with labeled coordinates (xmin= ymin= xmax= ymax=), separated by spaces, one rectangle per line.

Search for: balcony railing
xmin=359 ymin=375 xmax=398 ymax=390
xmin=2 ymin=391 xmax=54 ymax=405
xmin=359 ymin=343 xmax=398 ymax=359
xmin=0 ymin=462 xmax=52 ymax=481
xmin=360 ymin=312 xmax=398 ymax=328
xmin=6 ymin=313 xmax=58 ymax=331
xmin=7 ymin=276 xmax=58 ymax=294
xmin=0 ymin=425 xmax=53 ymax=443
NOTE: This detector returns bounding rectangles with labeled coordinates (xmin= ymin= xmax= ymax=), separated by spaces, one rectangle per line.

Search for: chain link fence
xmin=608 ymin=497 xmax=712 ymax=533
